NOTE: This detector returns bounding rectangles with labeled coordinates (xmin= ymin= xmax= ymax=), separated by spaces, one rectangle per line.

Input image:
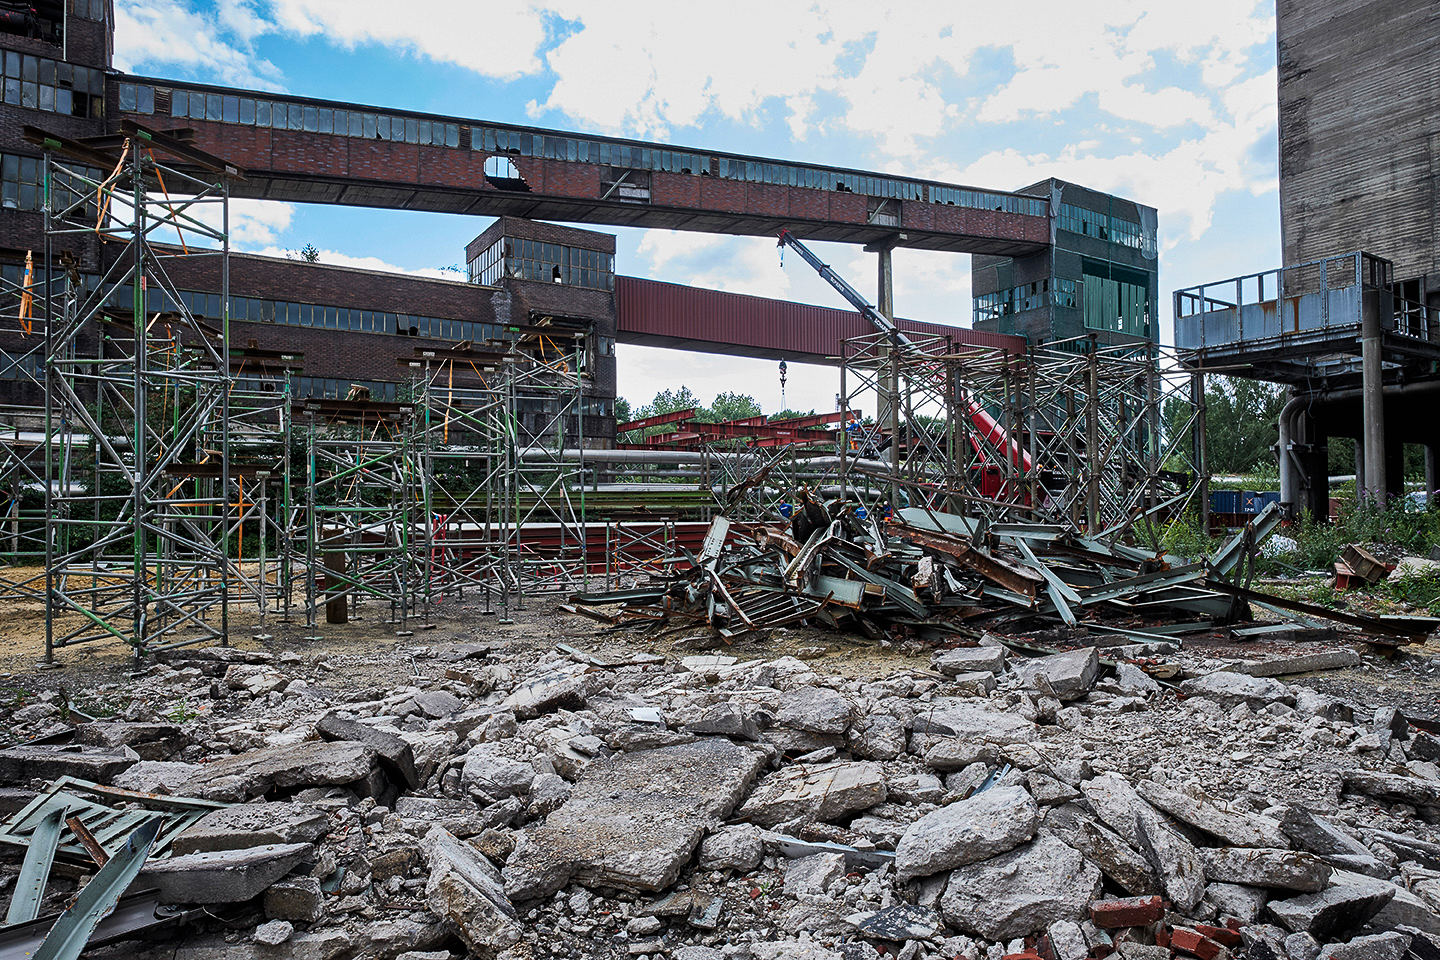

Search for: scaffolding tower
xmin=33 ymin=122 xmax=240 ymax=659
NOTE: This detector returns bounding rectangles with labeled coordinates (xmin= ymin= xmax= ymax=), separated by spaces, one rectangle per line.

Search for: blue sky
xmin=114 ymin=0 xmax=1281 ymax=416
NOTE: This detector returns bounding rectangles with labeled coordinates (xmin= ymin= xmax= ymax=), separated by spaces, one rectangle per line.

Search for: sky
xmin=113 ymin=0 xmax=1282 ymax=418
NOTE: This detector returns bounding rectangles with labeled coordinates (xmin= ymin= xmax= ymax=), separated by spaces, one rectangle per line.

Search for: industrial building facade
xmin=1176 ymin=0 xmax=1440 ymax=514
xmin=0 ymin=0 xmax=1158 ymax=443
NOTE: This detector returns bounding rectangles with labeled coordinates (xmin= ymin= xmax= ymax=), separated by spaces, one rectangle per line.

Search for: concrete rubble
xmin=1 ymin=555 xmax=1440 ymax=960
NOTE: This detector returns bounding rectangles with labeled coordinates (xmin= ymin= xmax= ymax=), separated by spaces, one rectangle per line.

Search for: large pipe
xmin=1276 ymin=395 xmax=1307 ymax=517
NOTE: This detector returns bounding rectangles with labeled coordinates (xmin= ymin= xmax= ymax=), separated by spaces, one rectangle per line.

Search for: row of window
xmin=467 ymin=238 xmax=616 ymax=291
xmin=289 ymin=377 xmax=400 ymax=402
xmin=0 ymin=264 xmax=508 ymax=348
xmin=2 ymin=51 xmax=104 ymax=119
xmin=1 ymin=152 xmax=103 ymax=218
xmin=1058 ymin=203 xmax=1153 ymax=253
xmin=973 ymin=277 xmax=1080 ymax=323
xmin=115 ymin=82 xmax=1049 ymax=217
xmin=140 ymin=87 xmax=463 ymax=149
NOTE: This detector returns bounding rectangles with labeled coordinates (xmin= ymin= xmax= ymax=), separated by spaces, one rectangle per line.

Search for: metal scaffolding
xmin=35 ymin=122 xmax=239 ymax=659
xmin=836 ymin=331 xmax=1205 ymax=534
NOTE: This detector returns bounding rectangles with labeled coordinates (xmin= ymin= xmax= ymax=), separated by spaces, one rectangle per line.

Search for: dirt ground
xmin=4 ymin=563 xmax=1440 ymax=728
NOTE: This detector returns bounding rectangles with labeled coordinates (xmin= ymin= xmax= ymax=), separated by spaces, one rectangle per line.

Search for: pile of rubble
xmin=2 ymin=617 xmax=1440 ymax=960
xmin=567 ymin=503 xmax=1435 ymax=652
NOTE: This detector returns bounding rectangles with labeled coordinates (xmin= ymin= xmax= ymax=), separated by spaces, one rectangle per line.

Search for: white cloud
xmin=115 ymin=0 xmax=285 ymax=90
xmin=263 ymin=0 xmax=550 ymax=80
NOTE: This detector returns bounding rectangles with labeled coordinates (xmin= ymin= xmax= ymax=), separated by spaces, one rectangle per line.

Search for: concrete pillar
xmin=877 ymin=247 xmax=900 ymax=506
xmin=1354 ymin=437 xmax=1365 ymax=490
xmin=1360 ymin=304 xmax=1386 ymax=503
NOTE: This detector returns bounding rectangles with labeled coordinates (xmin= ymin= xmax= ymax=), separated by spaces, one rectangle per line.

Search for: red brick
xmin=1195 ymin=923 xmax=1241 ymax=947
xmin=1170 ymin=926 xmax=1223 ymax=960
xmin=1089 ymin=895 xmax=1165 ymax=929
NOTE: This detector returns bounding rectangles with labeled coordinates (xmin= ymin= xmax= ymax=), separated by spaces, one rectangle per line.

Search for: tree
xmin=703 ymin=391 xmax=761 ymax=424
xmin=287 ymin=243 xmax=321 ymax=263
xmin=614 ymin=397 xmax=632 ymax=424
xmin=1203 ymin=376 xmax=1286 ymax=474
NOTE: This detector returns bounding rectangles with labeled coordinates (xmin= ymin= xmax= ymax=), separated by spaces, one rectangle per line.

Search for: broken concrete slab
xmin=922 ymin=739 xmax=999 ymax=773
xmin=909 ymin=698 xmax=1037 ymax=745
xmin=1010 ymin=648 xmax=1099 ymax=701
xmin=683 ymin=701 xmax=762 ymax=741
xmin=460 ymin=744 xmax=536 ymax=801
xmin=774 ymin=686 xmax=853 ymax=736
xmin=1134 ymin=802 xmax=1208 ymax=913
xmin=1180 ymin=671 xmax=1294 ymax=710
xmin=315 ymin=713 xmax=420 ymax=790
xmin=1198 ymin=847 xmax=1332 ymax=891
xmin=1342 ymin=770 xmax=1440 ymax=807
xmin=737 ymin=760 xmax=886 ymax=828
xmin=413 ymin=689 xmax=465 ymax=719
xmin=931 ymin=646 xmax=1006 ymax=676
xmin=1111 ymin=662 xmax=1161 ymax=698
xmin=1238 ymin=650 xmax=1362 ymax=677
xmin=1367 ymin=828 xmax=1440 ymax=870
xmin=140 ymin=842 xmax=312 ymax=904
xmin=423 ymin=826 xmax=522 ymax=958
xmin=264 ymin=877 xmax=325 ymax=923
xmin=74 ymin=722 xmax=188 ymax=760
xmin=1045 ymin=804 xmax=1160 ymax=897
xmin=1080 ymin=773 xmax=1147 ymax=847
xmin=172 ymin=801 xmax=330 ymax=855
xmin=394 ymin=796 xmax=487 ymax=838
xmin=1280 ymin=807 xmax=1387 ymax=877
xmin=1267 ymin=872 xmax=1396 ymax=939
xmin=697 ymin=824 xmax=764 ymax=872
xmin=939 ymin=832 xmax=1102 ymax=941
xmin=1135 ymin=779 xmax=1288 ymax=848
xmin=894 ymin=784 xmax=1039 ymax=882
xmin=1316 ymin=931 xmax=1410 ymax=960
xmin=113 ymin=760 xmax=201 ymax=795
xmin=784 ymin=852 xmax=844 ymax=897
xmin=502 ymin=739 xmax=766 ymax=900
xmin=1205 ymin=881 xmax=1270 ymax=922
xmin=0 ymin=744 xmax=136 ymax=785
xmin=180 ymin=740 xmax=378 ymax=802
xmin=501 ymin=671 xmax=588 ymax=720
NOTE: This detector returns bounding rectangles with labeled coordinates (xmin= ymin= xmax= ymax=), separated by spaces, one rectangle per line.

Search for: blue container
xmin=1259 ymin=491 xmax=1282 ymax=510
xmin=1210 ymin=490 xmax=1241 ymax=514
xmin=1241 ymin=490 xmax=1261 ymax=513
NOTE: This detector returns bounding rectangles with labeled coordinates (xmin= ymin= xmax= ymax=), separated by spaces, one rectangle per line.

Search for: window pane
xmin=363 ymin=114 xmax=376 ymax=138
xmin=332 ymin=109 xmax=345 ymax=133
xmin=446 ymin=124 xmax=459 ymax=148
xmin=417 ymin=120 xmax=430 ymax=144
xmin=317 ymin=109 xmax=332 ymax=134
xmin=223 ymin=95 xmax=239 ymax=122
xmin=139 ymin=85 xmax=154 ymax=114
xmin=376 ymin=115 xmax=389 ymax=139
xmin=239 ymin=98 xmax=254 ymax=124
xmin=303 ymin=105 xmax=318 ymax=131
xmin=118 ymin=83 xmax=136 ymax=112
xmin=349 ymin=113 xmax=362 ymax=137
xmin=207 ymin=93 xmax=222 ymax=120
xmin=289 ymin=106 xmax=303 ymax=131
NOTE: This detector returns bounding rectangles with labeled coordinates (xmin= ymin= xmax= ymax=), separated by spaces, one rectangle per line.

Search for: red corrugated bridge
xmin=614 ymin=276 xmax=1026 ymax=363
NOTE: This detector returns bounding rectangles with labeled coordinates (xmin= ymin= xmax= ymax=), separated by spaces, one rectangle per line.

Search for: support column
xmin=877 ymin=245 xmax=900 ymax=507
xmin=1361 ymin=299 xmax=1387 ymax=504
xmin=1191 ymin=370 xmax=1209 ymax=534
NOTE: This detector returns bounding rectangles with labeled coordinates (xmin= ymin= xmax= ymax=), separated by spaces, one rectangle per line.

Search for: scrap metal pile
xmin=571 ymin=497 xmax=1439 ymax=649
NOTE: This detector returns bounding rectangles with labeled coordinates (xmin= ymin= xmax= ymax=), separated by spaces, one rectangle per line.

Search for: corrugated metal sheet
xmin=615 ymin=276 xmax=1026 ymax=363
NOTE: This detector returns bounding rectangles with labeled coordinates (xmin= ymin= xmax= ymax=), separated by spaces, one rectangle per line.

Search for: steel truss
xmin=837 ymin=332 xmax=1204 ymax=535
xmin=38 ymin=125 xmax=237 ymax=658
